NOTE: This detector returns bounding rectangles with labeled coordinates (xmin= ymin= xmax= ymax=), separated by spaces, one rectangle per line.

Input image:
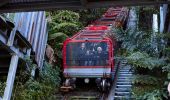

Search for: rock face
xmin=45 ymin=44 xmax=56 ymax=64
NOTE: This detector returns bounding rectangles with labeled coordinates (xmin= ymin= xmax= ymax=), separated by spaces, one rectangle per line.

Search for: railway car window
xmin=66 ymin=42 xmax=109 ymax=66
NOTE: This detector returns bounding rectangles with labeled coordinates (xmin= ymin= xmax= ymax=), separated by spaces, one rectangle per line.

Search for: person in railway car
xmin=95 ymin=46 xmax=106 ymax=66
xmin=77 ymin=43 xmax=87 ymax=66
xmin=92 ymin=43 xmax=100 ymax=51
xmin=85 ymin=50 xmax=93 ymax=66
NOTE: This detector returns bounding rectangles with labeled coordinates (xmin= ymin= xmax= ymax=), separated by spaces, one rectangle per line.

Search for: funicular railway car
xmin=61 ymin=7 xmax=129 ymax=92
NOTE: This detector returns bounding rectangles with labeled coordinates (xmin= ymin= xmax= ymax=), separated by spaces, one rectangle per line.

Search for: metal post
xmin=160 ymin=4 xmax=168 ymax=33
xmin=152 ymin=14 xmax=158 ymax=53
xmin=32 ymin=12 xmax=43 ymax=51
xmin=39 ymin=19 xmax=47 ymax=68
xmin=153 ymin=14 xmax=158 ymax=33
xmin=127 ymin=7 xmax=137 ymax=31
xmin=3 ymin=54 xmax=19 ymax=100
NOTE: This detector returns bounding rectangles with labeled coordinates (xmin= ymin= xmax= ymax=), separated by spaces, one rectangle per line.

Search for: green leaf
xmin=53 ymin=10 xmax=79 ymax=23
xmin=48 ymin=32 xmax=68 ymax=40
xmin=167 ymin=73 xmax=170 ymax=80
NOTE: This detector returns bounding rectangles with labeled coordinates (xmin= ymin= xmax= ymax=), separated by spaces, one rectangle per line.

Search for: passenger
xmin=78 ymin=43 xmax=86 ymax=66
xmin=95 ymin=47 xmax=106 ymax=66
xmin=85 ymin=50 xmax=93 ymax=66
xmin=92 ymin=43 xmax=99 ymax=51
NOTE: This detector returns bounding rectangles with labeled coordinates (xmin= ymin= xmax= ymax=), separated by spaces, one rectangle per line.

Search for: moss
xmin=0 ymin=82 xmax=5 ymax=97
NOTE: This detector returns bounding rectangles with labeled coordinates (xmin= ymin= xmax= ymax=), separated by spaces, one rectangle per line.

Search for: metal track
xmin=56 ymin=90 xmax=101 ymax=100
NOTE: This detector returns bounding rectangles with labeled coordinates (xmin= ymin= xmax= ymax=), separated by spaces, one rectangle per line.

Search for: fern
xmin=57 ymin=22 xmax=81 ymax=36
xmin=127 ymin=52 xmax=166 ymax=70
xmin=132 ymin=75 xmax=161 ymax=85
xmin=132 ymin=86 xmax=158 ymax=99
xmin=162 ymin=64 xmax=170 ymax=72
xmin=0 ymin=82 xmax=5 ymax=97
xmin=48 ymin=32 xmax=68 ymax=40
xmin=40 ymin=61 xmax=61 ymax=87
xmin=113 ymin=27 xmax=165 ymax=56
xmin=132 ymin=85 xmax=167 ymax=100
xmin=53 ymin=10 xmax=80 ymax=23
xmin=140 ymin=90 xmax=167 ymax=100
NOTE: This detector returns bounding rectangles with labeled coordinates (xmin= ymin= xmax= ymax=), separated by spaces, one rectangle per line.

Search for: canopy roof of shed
xmin=0 ymin=0 xmax=170 ymax=13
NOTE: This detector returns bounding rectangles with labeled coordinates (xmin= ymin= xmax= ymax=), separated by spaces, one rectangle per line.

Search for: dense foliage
xmin=12 ymin=59 xmax=61 ymax=100
xmin=47 ymin=10 xmax=82 ymax=57
xmin=0 ymin=82 xmax=5 ymax=97
xmin=77 ymin=8 xmax=106 ymax=26
xmin=113 ymin=6 xmax=169 ymax=99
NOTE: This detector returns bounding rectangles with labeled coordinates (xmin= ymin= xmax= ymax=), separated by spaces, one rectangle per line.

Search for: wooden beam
xmin=0 ymin=0 xmax=170 ymax=13
xmin=0 ymin=1 xmax=82 ymax=13
xmin=0 ymin=0 xmax=10 ymax=7
xmin=87 ymin=0 xmax=170 ymax=8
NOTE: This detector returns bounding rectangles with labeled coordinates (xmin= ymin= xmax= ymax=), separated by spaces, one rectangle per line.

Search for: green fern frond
xmin=127 ymin=52 xmax=166 ymax=70
xmin=48 ymin=32 xmax=68 ymax=40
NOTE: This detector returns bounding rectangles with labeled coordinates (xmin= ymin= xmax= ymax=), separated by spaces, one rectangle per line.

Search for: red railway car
xmin=61 ymin=7 xmax=129 ymax=91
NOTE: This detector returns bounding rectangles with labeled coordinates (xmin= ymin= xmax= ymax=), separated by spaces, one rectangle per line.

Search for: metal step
xmin=119 ymin=73 xmax=132 ymax=76
xmin=115 ymin=91 xmax=130 ymax=96
xmin=116 ymin=85 xmax=132 ymax=88
xmin=122 ymin=67 xmax=131 ymax=69
xmin=119 ymin=74 xmax=132 ymax=77
xmin=119 ymin=76 xmax=132 ymax=78
xmin=119 ymin=69 xmax=130 ymax=71
xmin=121 ymin=69 xmax=131 ymax=71
xmin=121 ymin=66 xmax=131 ymax=69
xmin=117 ymin=82 xmax=131 ymax=85
xmin=118 ymin=77 xmax=132 ymax=80
xmin=115 ymin=88 xmax=131 ymax=92
xmin=114 ymin=95 xmax=131 ymax=100
xmin=121 ymin=61 xmax=127 ymax=63
xmin=117 ymin=77 xmax=132 ymax=80
xmin=121 ymin=65 xmax=130 ymax=67
xmin=119 ymin=72 xmax=132 ymax=74
xmin=117 ymin=79 xmax=132 ymax=82
xmin=120 ymin=64 xmax=126 ymax=66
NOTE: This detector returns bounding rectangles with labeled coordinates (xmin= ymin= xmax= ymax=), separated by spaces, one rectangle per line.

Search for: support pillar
xmin=152 ymin=14 xmax=158 ymax=53
xmin=160 ymin=4 xmax=168 ymax=33
xmin=3 ymin=54 xmax=19 ymax=100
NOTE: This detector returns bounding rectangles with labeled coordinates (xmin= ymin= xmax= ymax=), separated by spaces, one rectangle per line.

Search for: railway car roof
xmin=66 ymin=7 xmax=129 ymax=41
